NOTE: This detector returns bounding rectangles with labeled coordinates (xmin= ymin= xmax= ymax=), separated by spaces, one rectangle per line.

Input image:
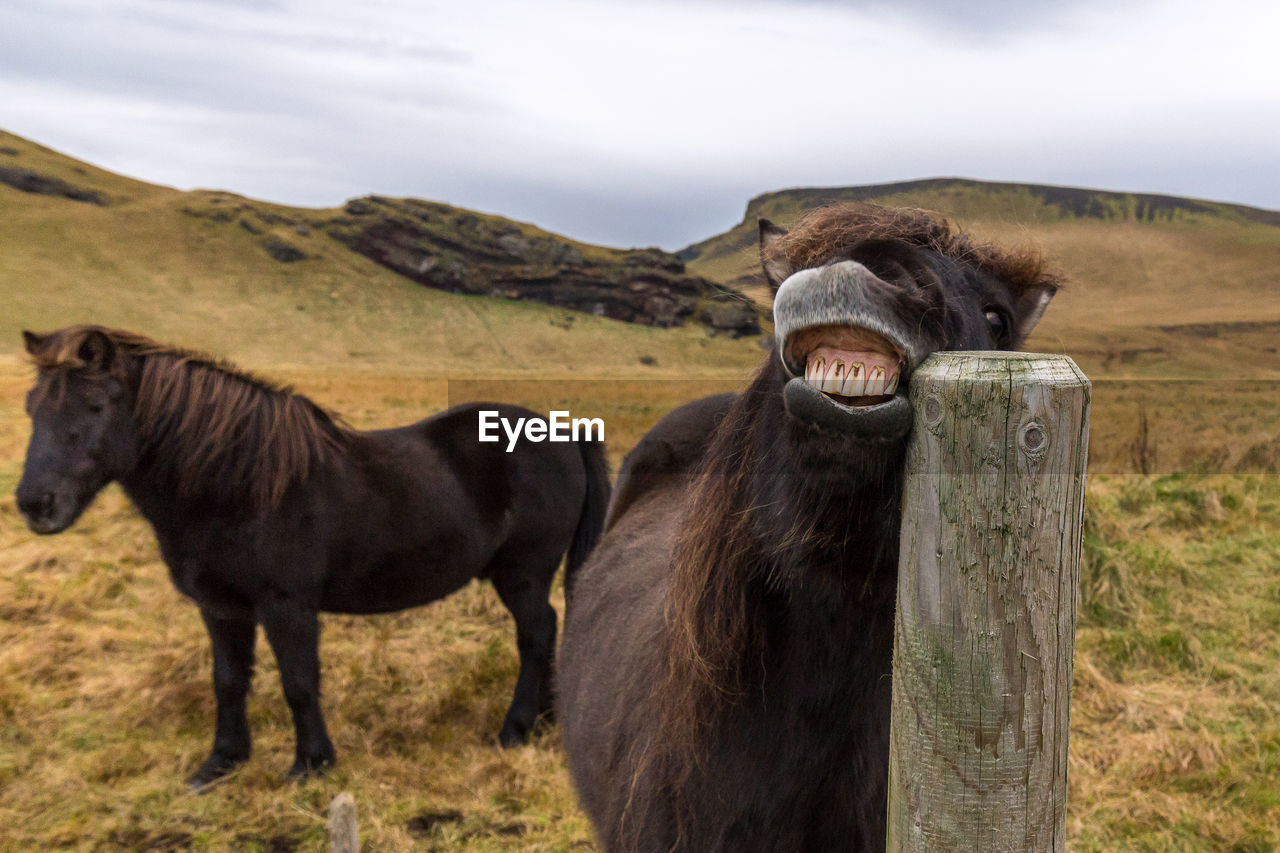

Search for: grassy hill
xmin=681 ymin=178 xmax=1280 ymax=382
xmin=0 ymin=129 xmax=758 ymax=378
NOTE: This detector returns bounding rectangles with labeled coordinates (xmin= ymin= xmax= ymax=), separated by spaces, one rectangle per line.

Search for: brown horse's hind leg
xmin=491 ymin=565 xmax=557 ymax=747
xmin=258 ymin=593 xmax=336 ymax=779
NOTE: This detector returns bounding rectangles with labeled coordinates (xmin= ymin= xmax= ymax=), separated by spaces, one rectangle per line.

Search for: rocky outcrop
xmin=0 ymin=166 xmax=107 ymax=205
xmin=327 ymin=196 xmax=759 ymax=336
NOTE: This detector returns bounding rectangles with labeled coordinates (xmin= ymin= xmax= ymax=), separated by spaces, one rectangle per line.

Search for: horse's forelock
xmin=765 ymin=202 xmax=1061 ymax=297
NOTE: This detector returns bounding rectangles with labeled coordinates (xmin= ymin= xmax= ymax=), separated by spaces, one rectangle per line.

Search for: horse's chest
xmin=156 ymin=526 xmax=262 ymax=616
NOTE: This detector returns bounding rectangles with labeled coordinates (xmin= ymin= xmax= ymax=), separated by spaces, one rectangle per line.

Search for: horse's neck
xmin=118 ymin=467 xmax=187 ymax=530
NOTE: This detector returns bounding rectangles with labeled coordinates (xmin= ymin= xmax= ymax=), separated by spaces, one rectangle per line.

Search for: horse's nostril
xmin=18 ymin=492 xmax=54 ymax=519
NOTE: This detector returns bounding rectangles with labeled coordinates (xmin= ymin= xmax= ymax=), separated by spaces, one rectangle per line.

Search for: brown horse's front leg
xmin=258 ymin=592 xmax=336 ymax=780
xmin=189 ymin=610 xmax=256 ymax=791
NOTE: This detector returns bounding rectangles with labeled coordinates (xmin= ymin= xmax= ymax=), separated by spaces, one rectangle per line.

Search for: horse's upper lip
xmin=772 ymin=261 xmax=922 ymax=376
xmin=772 ymin=261 xmax=919 ymax=437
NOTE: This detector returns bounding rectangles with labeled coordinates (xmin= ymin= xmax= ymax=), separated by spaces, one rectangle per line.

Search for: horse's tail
xmin=565 ymin=439 xmax=610 ymax=605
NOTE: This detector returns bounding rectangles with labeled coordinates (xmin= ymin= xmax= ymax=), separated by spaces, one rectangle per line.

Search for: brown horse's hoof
xmin=187 ymin=753 xmax=246 ymax=793
xmin=498 ymin=707 xmax=554 ymax=748
xmin=286 ymin=756 xmax=334 ymax=782
xmin=497 ymin=725 xmax=529 ymax=749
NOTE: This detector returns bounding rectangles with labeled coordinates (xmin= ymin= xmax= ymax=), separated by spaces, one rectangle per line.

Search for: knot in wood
xmin=923 ymin=395 xmax=944 ymax=431
xmin=1019 ymin=420 xmax=1048 ymax=458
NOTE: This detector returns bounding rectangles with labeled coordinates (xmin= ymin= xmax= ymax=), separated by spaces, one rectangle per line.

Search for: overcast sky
xmin=3 ymin=0 xmax=1278 ymax=248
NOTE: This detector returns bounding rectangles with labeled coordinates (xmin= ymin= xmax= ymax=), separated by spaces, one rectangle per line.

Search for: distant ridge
xmin=741 ymin=178 xmax=1280 ymax=228
xmin=679 ymin=177 xmax=1280 ymax=285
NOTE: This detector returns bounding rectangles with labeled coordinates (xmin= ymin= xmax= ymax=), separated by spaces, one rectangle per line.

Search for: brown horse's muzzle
xmin=773 ymin=261 xmax=918 ymax=441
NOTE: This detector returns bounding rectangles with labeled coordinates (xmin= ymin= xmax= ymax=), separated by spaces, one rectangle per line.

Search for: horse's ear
xmin=76 ymin=330 xmax=118 ymax=371
xmin=1012 ymin=284 xmax=1057 ymax=344
xmin=22 ymin=330 xmax=45 ymax=356
xmin=759 ymin=219 xmax=793 ymax=291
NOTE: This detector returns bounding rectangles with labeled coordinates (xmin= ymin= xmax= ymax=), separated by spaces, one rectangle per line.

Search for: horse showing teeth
xmin=560 ymin=202 xmax=1061 ymax=852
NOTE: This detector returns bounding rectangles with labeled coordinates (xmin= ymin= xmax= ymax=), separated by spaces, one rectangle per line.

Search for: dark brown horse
xmin=558 ymin=203 xmax=1060 ymax=851
xmin=16 ymin=326 xmax=609 ymax=788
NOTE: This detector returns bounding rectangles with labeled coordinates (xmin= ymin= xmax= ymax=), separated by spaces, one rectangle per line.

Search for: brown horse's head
xmin=761 ymin=203 xmax=1058 ymax=472
xmin=17 ymin=327 xmax=142 ymax=534
xmin=17 ymin=325 xmax=347 ymax=534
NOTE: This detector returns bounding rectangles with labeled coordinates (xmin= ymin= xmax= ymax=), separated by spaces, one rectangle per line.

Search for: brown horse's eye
xmin=88 ymin=403 xmax=105 ymax=414
xmin=985 ymin=310 xmax=1007 ymax=343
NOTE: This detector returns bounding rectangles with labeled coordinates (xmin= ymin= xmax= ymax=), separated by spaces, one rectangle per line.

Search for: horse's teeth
xmin=806 ymin=358 xmax=902 ymax=398
xmin=822 ymin=359 xmax=841 ymax=393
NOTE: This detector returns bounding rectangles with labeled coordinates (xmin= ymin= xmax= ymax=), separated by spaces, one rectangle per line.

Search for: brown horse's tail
xmin=565 ymin=439 xmax=610 ymax=605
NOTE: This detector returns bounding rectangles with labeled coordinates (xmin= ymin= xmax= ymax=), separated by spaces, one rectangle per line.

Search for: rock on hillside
xmin=327 ymin=196 xmax=758 ymax=337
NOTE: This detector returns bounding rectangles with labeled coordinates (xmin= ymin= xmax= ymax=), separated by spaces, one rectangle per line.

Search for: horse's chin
xmin=25 ymin=516 xmax=75 ymax=535
xmin=23 ymin=508 xmax=81 ymax=535
xmin=782 ymin=377 xmax=912 ymax=444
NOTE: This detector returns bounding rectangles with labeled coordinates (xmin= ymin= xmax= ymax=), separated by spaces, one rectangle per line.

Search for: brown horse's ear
xmin=1012 ymin=283 xmax=1057 ymax=344
xmin=22 ymin=330 xmax=45 ymax=356
xmin=76 ymin=330 xmax=118 ymax=371
xmin=759 ymin=219 xmax=793 ymax=291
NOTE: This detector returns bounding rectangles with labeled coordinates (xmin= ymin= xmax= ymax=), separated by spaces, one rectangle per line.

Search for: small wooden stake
xmin=328 ymin=791 xmax=359 ymax=853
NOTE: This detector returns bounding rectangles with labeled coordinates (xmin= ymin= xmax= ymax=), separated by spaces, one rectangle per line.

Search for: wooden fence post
xmin=888 ymin=352 xmax=1090 ymax=852
xmin=328 ymin=791 xmax=359 ymax=853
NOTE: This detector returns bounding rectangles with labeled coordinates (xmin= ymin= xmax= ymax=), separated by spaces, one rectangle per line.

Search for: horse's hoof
xmin=287 ymin=757 xmax=335 ymax=782
xmin=497 ymin=724 xmax=530 ymax=748
xmin=187 ymin=754 xmax=245 ymax=793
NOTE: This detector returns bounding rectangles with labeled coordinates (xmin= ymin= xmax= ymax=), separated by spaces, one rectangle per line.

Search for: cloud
xmin=1 ymin=0 xmax=1277 ymax=248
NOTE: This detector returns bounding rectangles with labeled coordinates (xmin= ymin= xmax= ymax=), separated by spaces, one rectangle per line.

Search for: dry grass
xmin=2 ymin=359 xmax=1278 ymax=851
xmin=1071 ymin=474 xmax=1280 ymax=851
xmin=2 ymin=134 xmax=1278 ymax=849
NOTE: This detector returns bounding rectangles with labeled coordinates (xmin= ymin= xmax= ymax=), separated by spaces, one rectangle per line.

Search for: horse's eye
xmin=985 ymin=310 xmax=1007 ymax=342
xmin=88 ymin=403 xmax=105 ymax=415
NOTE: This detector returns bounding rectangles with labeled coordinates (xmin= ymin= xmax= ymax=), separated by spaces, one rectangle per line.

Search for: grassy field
xmin=2 ymin=131 xmax=1279 ymax=850
xmin=1 ymin=358 xmax=1278 ymax=851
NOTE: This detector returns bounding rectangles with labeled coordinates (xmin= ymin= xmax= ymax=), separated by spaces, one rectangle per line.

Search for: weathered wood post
xmin=888 ymin=352 xmax=1090 ymax=852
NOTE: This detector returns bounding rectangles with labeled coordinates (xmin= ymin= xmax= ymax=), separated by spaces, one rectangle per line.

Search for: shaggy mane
xmin=765 ymin=202 xmax=1062 ymax=296
xmin=28 ymin=325 xmax=348 ymax=511
xmin=634 ymin=374 xmax=781 ymax=821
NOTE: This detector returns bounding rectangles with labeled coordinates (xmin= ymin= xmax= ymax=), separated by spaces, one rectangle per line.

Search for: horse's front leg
xmin=258 ymin=592 xmax=335 ymax=779
xmin=189 ymin=610 xmax=256 ymax=791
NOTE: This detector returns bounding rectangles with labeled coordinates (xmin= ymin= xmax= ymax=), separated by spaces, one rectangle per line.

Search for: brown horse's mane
xmin=763 ymin=202 xmax=1060 ymax=296
xmin=28 ymin=325 xmax=349 ymax=511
